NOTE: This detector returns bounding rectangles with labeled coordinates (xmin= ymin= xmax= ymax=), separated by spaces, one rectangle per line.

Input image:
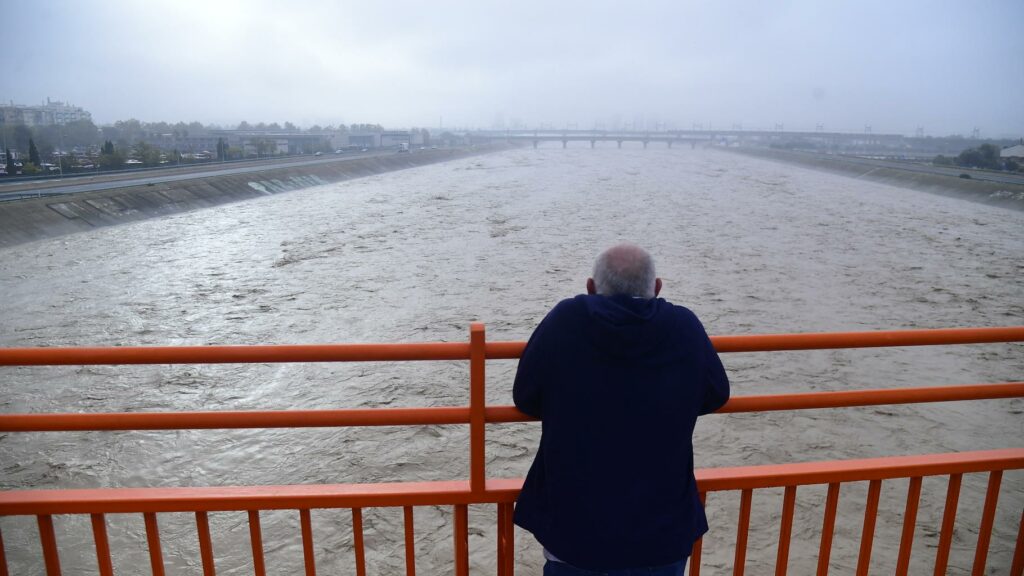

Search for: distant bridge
xmin=469 ymin=129 xmax=906 ymax=149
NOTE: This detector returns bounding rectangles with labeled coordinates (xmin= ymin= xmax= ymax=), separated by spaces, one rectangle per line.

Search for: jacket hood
xmin=579 ymin=294 xmax=673 ymax=360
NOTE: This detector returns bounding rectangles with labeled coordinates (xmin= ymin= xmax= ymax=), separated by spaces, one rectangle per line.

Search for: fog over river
xmin=1 ymin=147 xmax=1021 ymax=574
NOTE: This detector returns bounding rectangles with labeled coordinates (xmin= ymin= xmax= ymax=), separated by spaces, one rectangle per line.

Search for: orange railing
xmin=1 ymin=325 xmax=1023 ymax=576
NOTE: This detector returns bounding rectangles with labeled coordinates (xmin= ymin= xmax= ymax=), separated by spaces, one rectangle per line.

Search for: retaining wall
xmin=0 ymin=147 xmax=508 ymax=248
xmin=727 ymin=148 xmax=1024 ymax=212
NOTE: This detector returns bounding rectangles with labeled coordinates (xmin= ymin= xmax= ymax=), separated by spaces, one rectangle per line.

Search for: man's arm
xmin=699 ymin=333 xmax=730 ymax=415
xmin=513 ymin=303 xmax=565 ymax=419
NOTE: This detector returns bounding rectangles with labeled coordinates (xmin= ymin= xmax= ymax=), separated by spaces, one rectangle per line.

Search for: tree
xmin=933 ymin=155 xmax=953 ymax=166
xmin=98 ymin=140 xmax=123 ymax=170
xmin=59 ymin=152 xmax=78 ymax=172
xmin=216 ymin=137 xmax=227 ymax=161
xmin=101 ymin=125 xmax=122 ymax=144
xmin=114 ymin=119 xmax=144 ymax=145
xmin=13 ymin=125 xmax=32 ymax=152
xmin=254 ymin=138 xmax=273 ymax=156
xmin=956 ymin=143 xmax=1001 ymax=170
xmin=148 ymin=121 xmax=171 ymax=134
xmin=132 ymin=141 xmax=162 ymax=166
xmin=237 ymin=121 xmax=251 ymax=131
xmin=5 ymin=148 xmax=13 ymax=174
xmin=62 ymin=119 xmax=101 ymax=148
xmin=98 ymin=150 xmax=124 ymax=171
xmin=28 ymin=138 xmax=41 ymax=165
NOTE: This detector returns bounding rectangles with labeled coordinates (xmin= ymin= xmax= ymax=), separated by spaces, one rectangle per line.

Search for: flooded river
xmin=1 ymin=147 xmax=1022 ymax=574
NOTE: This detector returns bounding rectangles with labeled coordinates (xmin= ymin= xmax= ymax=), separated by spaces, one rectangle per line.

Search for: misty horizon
xmin=5 ymin=0 xmax=1023 ymax=138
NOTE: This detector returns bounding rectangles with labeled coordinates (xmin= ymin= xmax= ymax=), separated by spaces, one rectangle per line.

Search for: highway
xmin=809 ymin=153 xmax=1024 ymax=186
xmin=0 ymin=150 xmax=396 ymax=202
xmin=4 ymin=147 xmax=1020 ymax=203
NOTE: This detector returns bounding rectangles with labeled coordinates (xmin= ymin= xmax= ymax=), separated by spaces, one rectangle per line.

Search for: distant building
xmin=1000 ymin=144 xmax=1024 ymax=160
xmin=348 ymin=132 xmax=380 ymax=148
xmin=208 ymin=130 xmax=332 ymax=156
xmin=381 ymin=131 xmax=411 ymax=148
xmin=346 ymin=130 xmax=427 ymax=149
xmin=0 ymin=98 xmax=92 ymax=127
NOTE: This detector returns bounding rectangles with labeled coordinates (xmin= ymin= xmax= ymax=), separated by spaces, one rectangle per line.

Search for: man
xmin=513 ymin=243 xmax=730 ymax=576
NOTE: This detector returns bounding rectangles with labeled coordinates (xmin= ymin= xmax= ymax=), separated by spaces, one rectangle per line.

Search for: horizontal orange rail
xmin=695 ymin=448 xmax=1023 ymax=491
xmin=0 ymin=342 xmax=471 ymax=365
xmin=0 ymin=406 xmax=472 ymax=432
xmin=2 ymin=325 xmax=1022 ymax=576
xmin=2 ymin=382 xmax=1021 ymax=431
xmin=1 ymin=449 xmax=1019 ymax=516
xmin=1 ymin=326 xmax=1021 ymax=365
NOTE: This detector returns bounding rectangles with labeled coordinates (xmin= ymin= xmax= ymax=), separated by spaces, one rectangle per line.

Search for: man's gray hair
xmin=592 ymin=243 xmax=657 ymax=298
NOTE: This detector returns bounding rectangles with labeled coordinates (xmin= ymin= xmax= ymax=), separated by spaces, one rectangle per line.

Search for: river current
xmin=1 ymin=147 xmax=1022 ymax=574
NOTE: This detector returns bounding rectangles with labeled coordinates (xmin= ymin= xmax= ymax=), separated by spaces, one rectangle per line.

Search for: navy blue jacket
xmin=513 ymin=294 xmax=729 ymax=571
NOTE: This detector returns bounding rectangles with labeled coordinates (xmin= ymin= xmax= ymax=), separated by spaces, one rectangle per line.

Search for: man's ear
xmin=586 ymin=278 xmax=597 ymax=295
xmin=654 ymin=278 xmax=663 ymax=297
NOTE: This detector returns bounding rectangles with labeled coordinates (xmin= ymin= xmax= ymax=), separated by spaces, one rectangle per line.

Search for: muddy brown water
xmin=1 ymin=146 xmax=1021 ymax=574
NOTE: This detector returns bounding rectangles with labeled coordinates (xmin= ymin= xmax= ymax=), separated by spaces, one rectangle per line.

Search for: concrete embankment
xmin=0 ymin=147 xmax=510 ymax=248
xmin=727 ymin=148 xmax=1024 ymax=212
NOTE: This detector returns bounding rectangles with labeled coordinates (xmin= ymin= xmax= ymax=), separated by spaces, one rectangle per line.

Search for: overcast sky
xmin=6 ymin=0 xmax=1023 ymax=136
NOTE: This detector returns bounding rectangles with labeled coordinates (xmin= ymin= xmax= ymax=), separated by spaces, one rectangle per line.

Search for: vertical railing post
xmin=144 ymin=513 xmax=166 ymax=576
xmin=37 ymin=515 xmax=61 ymax=576
xmin=895 ymin=477 xmax=923 ymax=576
xmin=352 ymin=508 xmax=367 ymax=576
xmin=0 ymin=525 xmax=8 ymax=576
xmin=247 ymin=511 xmax=265 ymax=576
xmin=404 ymin=506 xmax=417 ymax=576
xmin=933 ymin=473 xmax=962 ymax=576
xmin=817 ymin=483 xmax=841 ymax=576
xmin=469 ymin=323 xmax=486 ymax=494
xmin=195 ymin=512 xmax=217 ymax=576
xmin=454 ymin=505 xmax=469 ymax=576
xmin=1010 ymin=507 xmax=1024 ymax=576
xmin=735 ymin=489 xmax=753 ymax=576
xmin=300 ymin=509 xmax=316 ymax=576
xmin=90 ymin=514 xmax=114 ymax=576
xmin=775 ymin=486 xmax=797 ymax=576
xmin=856 ymin=480 xmax=882 ymax=576
xmin=497 ymin=502 xmax=515 ymax=576
xmin=972 ymin=470 xmax=1002 ymax=576
xmin=690 ymin=492 xmax=707 ymax=576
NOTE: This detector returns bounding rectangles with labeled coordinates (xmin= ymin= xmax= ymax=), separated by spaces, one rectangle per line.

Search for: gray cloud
xmin=6 ymin=0 xmax=1022 ymax=136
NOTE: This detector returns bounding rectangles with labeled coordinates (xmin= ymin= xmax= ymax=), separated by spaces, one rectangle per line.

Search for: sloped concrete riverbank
xmin=0 ymin=146 xmax=511 ymax=248
xmin=727 ymin=147 xmax=1024 ymax=211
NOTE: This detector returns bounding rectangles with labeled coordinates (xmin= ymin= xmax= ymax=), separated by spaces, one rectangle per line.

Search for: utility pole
xmin=57 ymin=122 xmax=65 ymax=179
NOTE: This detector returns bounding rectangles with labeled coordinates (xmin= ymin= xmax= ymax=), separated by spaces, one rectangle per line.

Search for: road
xmin=0 ymin=150 xmax=396 ymax=202
xmin=822 ymin=154 xmax=1024 ymax=186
